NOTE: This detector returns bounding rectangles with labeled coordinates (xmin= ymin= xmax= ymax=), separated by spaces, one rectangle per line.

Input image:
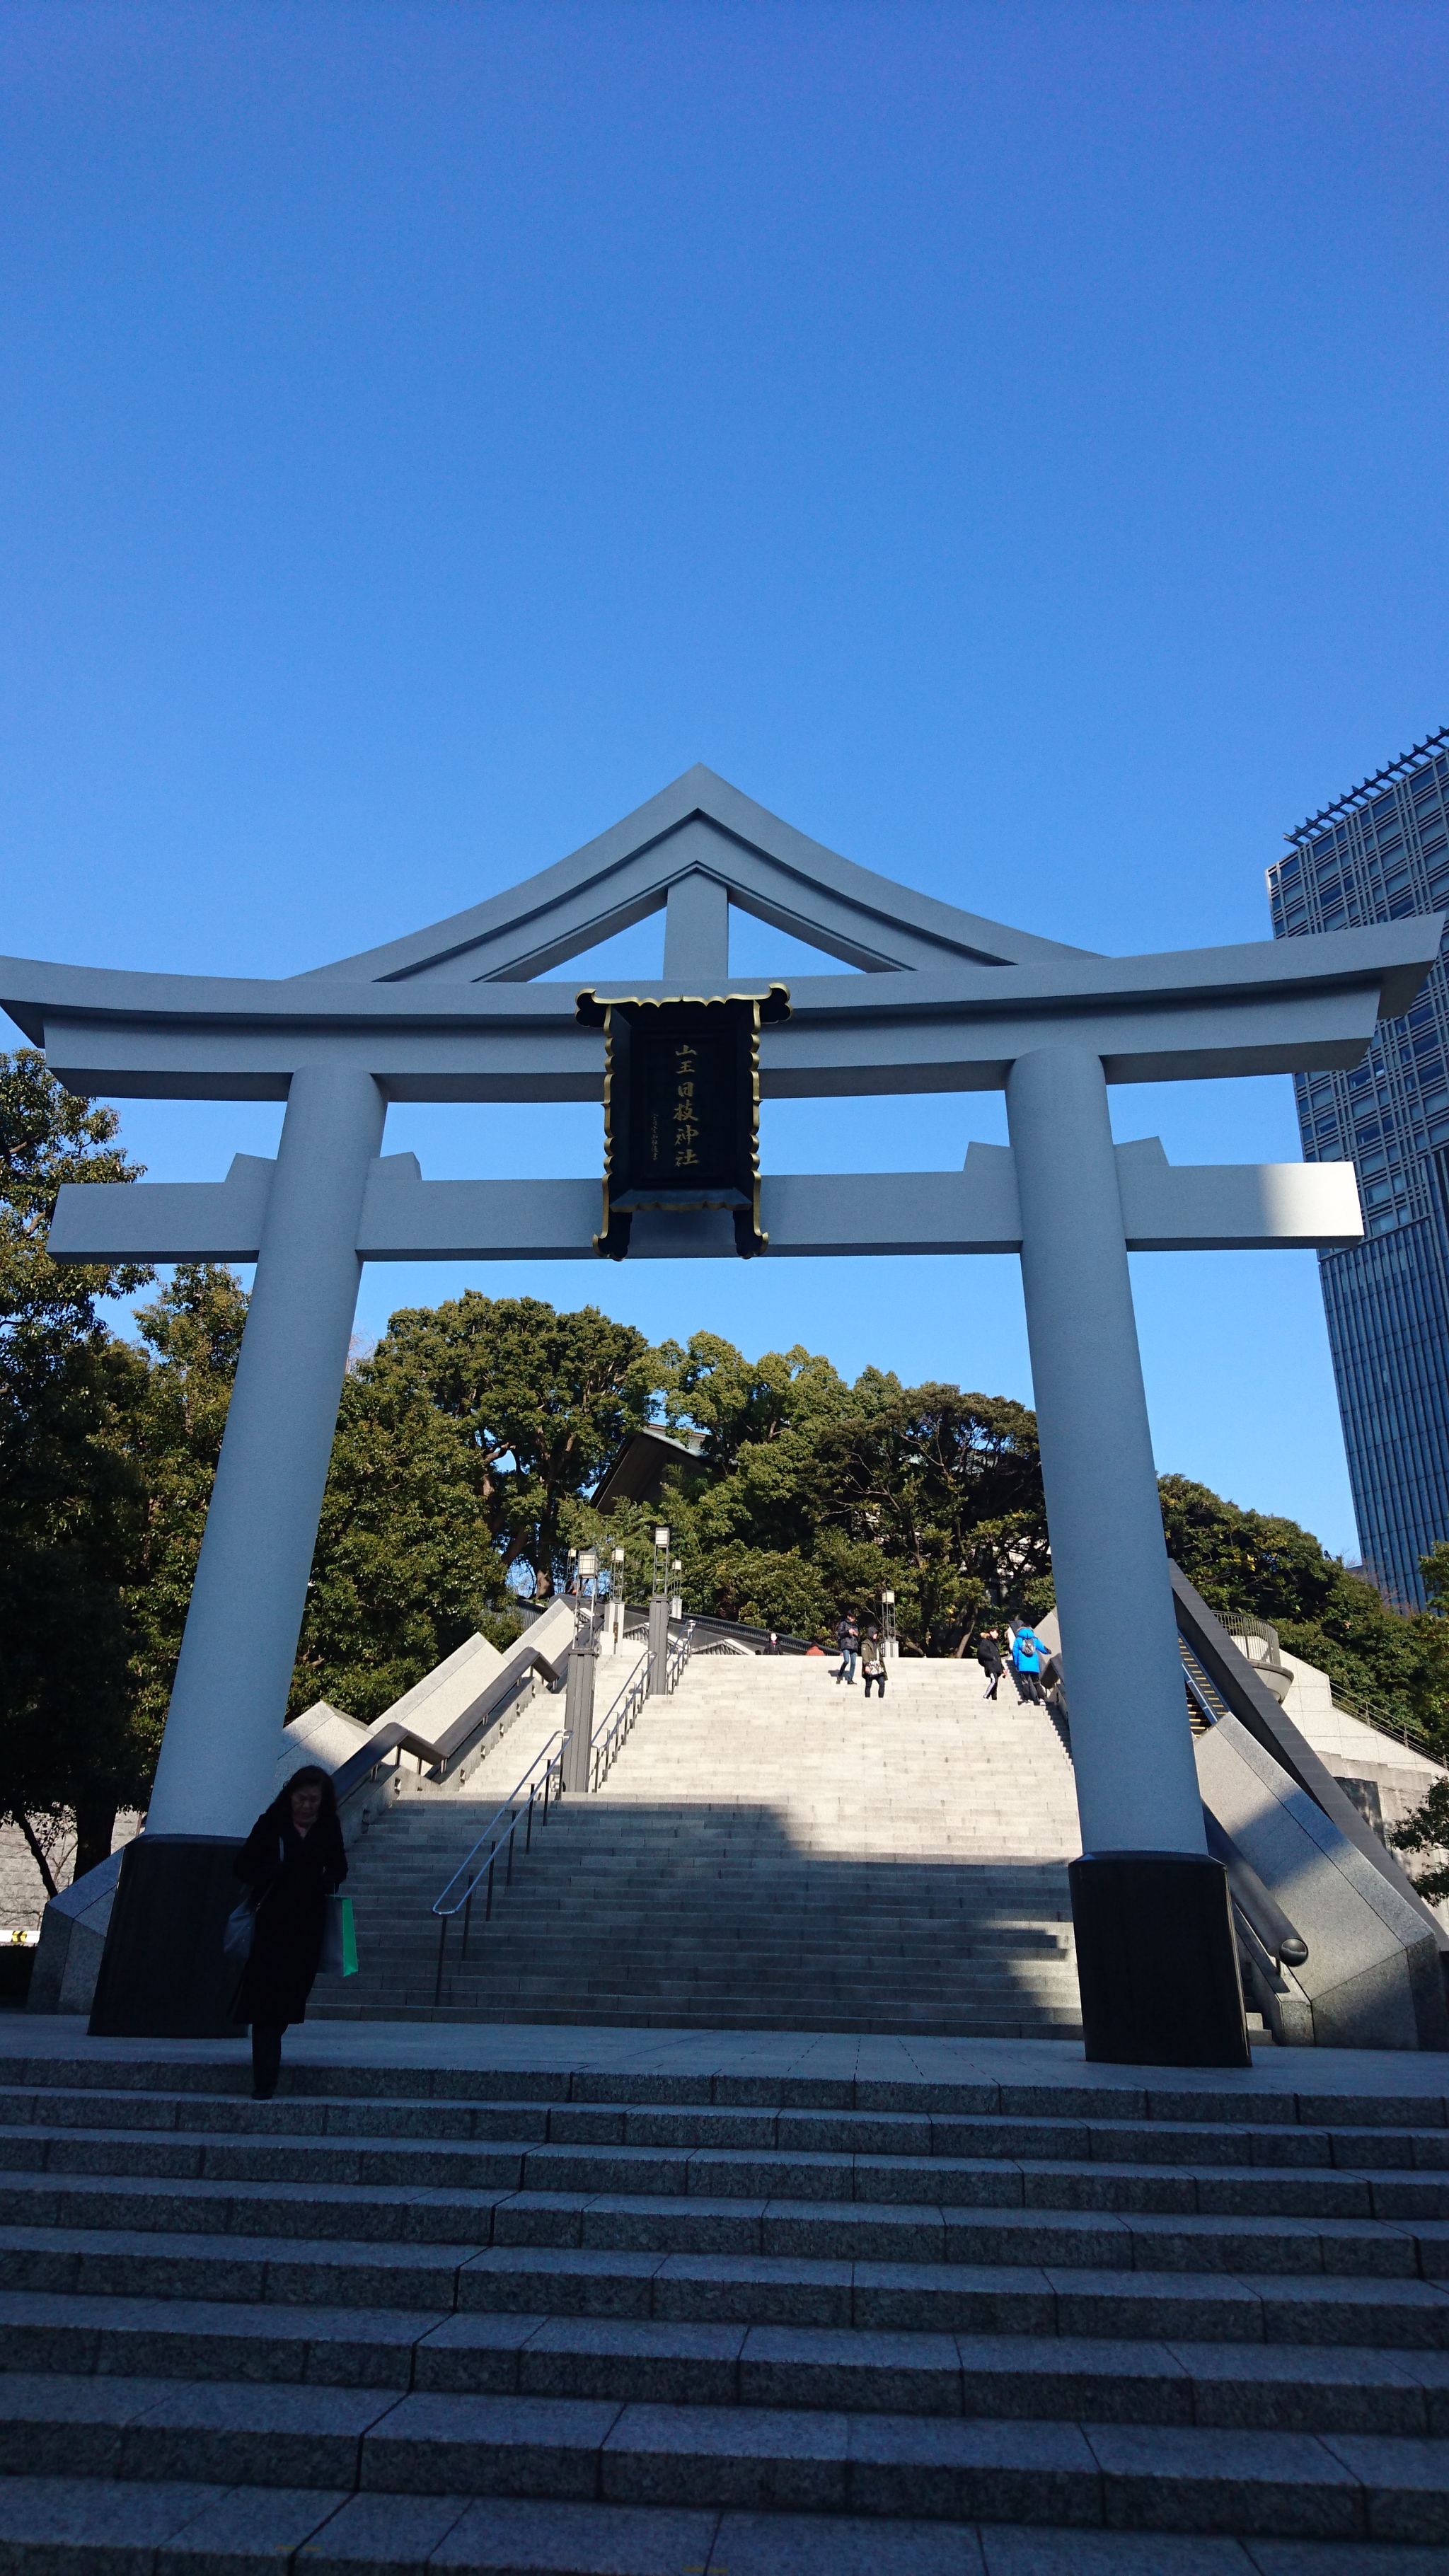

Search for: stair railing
xmin=429 ymin=1731 xmax=570 ymax=2006
xmin=1179 ymin=1651 xmax=1310 ymax=1977
xmin=1180 ymin=1641 xmax=1232 ymax=1731
xmin=1317 ymin=1677 xmax=1435 ymax=1757
xmin=590 ymin=1648 xmax=645 ymax=1793
xmin=589 ymin=1660 xmax=647 ymax=1792
xmin=588 ymin=1621 xmax=695 ymax=1791
xmin=664 ymin=1617 xmax=697 ymax=1694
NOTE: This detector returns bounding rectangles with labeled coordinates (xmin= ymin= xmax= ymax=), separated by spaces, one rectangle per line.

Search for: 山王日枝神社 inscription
xmin=576 ymin=985 xmax=790 ymax=1258
xmin=6 ymin=761 xmax=1441 ymax=2060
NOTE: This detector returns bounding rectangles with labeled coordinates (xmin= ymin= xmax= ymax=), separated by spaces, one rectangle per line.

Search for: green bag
xmin=320 ymin=1894 xmax=358 ymax=1978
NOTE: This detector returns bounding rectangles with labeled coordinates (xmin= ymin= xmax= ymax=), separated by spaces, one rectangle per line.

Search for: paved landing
xmin=9 ymin=2013 xmax=1449 ymax=2107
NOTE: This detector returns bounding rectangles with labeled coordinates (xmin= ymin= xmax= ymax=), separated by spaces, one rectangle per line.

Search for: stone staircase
xmin=318 ymin=1656 xmax=1087 ymax=2038
xmin=1 ymin=2046 xmax=1449 ymax=2564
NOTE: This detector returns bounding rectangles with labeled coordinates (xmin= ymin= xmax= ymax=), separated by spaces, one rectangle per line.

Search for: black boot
xmin=250 ymin=2024 xmax=282 ymax=2100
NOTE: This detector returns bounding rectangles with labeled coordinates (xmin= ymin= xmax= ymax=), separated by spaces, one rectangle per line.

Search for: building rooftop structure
xmin=1268 ymin=727 xmax=1449 ymax=1605
xmin=1286 ymin=727 xmax=1449 ymax=847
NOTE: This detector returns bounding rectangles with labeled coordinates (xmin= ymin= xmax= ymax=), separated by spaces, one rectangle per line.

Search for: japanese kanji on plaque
xmin=575 ymin=986 xmax=790 ymax=1260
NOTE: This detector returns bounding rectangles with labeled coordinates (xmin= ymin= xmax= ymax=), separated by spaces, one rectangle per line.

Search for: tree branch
xmin=8 ymin=1809 xmax=59 ymax=1902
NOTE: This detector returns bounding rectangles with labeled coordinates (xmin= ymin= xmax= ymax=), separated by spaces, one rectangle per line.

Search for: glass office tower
xmin=1268 ymin=728 xmax=1449 ymax=1605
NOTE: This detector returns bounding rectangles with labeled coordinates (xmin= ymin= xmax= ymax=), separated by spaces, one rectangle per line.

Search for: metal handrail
xmin=430 ymin=1731 xmax=570 ymax=2006
xmin=1180 ymin=1644 xmax=1232 ymax=1729
xmin=1201 ymin=1807 xmax=1309 ymax=1970
xmin=1179 ymin=1651 xmax=1310 ymax=1972
xmin=1228 ymin=1611 xmax=1284 ymax=1668
xmin=587 ymin=1622 xmax=696 ymax=1792
xmin=1324 ymin=1681 xmax=1438 ymax=1759
xmin=664 ymin=1619 xmax=696 ymax=1693
xmin=589 ymin=1660 xmax=648 ymax=1792
xmin=328 ymin=1627 xmax=570 ymax=1809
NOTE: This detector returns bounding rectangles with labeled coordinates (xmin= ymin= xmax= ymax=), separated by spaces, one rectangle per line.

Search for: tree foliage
xmin=121 ymin=1265 xmax=250 ymax=1770
xmin=0 ymin=1055 xmax=260 ymax=1883
xmin=0 ymin=1051 xmax=154 ymax=1883
xmin=1387 ymin=1544 xmax=1449 ymax=1903
xmin=1390 ymin=1777 xmax=1449 ymax=1906
xmin=563 ymin=1331 xmax=1053 ymax=1651
xmin=290 ymin=1358 xmax=521 ymax=1723
xmin=1407 ymin=1541 xmax=1449 ymax=1755
xmin=288 ymin=1295 xmax=650 ymax=1717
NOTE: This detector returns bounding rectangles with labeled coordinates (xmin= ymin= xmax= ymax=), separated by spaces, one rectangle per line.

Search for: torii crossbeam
xmin=4 ymin=766 xmax=1435 ymax=2062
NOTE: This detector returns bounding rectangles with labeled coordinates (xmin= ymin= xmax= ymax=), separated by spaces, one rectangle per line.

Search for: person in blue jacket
xmin=1010 ymin=1624 xmax=1045 ymax=1705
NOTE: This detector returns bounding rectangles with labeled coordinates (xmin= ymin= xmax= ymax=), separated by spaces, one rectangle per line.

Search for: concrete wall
xmin=1 ymin=1812 xmax=141 ymax=1939
xmin=1196 ymin=1709 xmax=1449 ymax=2051
xmin=1269 ymin=1648 xmax=1445 ymax=1837
xmin=25 ymin=1847 xmax=127 ymax=2016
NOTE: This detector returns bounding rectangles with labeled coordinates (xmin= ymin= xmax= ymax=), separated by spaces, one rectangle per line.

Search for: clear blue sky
xmin=3 ymin=2 xmax=1445 ymax=1558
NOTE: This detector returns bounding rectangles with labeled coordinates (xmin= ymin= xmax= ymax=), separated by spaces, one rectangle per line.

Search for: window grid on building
xmin=1267 ymin=737 xmax=1449 ymax=1605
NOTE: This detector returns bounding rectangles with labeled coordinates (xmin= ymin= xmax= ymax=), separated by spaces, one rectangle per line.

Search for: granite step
xmin=0 ymin=2370 xmax=1447 ymax=2539
xmin=1 ymin=2045 xmax=1448 ymax=2553
xmin=21 ymin=2086 xmax=1447 ymax=2168
xmin=6 ymin=2122 xmax=1449 ymax=2221
xmin=331 ymin=2007 xmax=1090 ymax=2038
xmin=1 ymin=2481 xmax=1446 ymax=2574
xmin=12 ymin=2058 xmax=1448 ymax=2123
xmin=356 ymin=2004 xmax=1087 ymax=2034
xmin=2 ymin=2165 xmax=1431 ymax=2272
xmin=8 ymin=2287 xmax=1449 ymax=2434
xmin=8 ymin=2222 xmax=1449 ymax=2346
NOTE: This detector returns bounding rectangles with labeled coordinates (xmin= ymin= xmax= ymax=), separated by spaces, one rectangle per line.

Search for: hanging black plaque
xmin=575 ymin=985 xmax=790 ymax=1260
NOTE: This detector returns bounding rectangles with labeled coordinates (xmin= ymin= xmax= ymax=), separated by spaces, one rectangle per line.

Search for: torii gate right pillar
xmin=1007 ymin=1044 xmax=1249 ymax=2067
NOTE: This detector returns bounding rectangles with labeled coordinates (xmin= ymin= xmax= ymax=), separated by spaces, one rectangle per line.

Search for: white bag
xmin=221 ymin=1892 xmax=259 ymax=1967
xmin=221 ymin=1835 xmax=282 ymax=1969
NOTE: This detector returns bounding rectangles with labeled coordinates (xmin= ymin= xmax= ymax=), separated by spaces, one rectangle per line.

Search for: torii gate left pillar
xmin=5 ymin=764 xmax=1434 ymax=2062
xmin=91 ymin=1069 xmax=386 ymax=2033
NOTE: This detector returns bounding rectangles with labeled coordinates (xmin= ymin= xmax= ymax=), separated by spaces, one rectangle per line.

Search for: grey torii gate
xmin=4 ymin=766 xmax=1436 ymax=2062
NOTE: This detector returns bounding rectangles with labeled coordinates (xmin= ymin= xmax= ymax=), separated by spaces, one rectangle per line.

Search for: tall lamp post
xmin=562 ymin=1547 xmax=600 ymax=1792
xmin=647 ymin=1526 xmax=671 ymax=1695
xmin=611 ymin=1546 xmax=626 ymax=1655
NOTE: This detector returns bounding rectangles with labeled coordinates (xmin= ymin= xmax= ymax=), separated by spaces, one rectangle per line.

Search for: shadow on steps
xmin=316 ymin=1797 xmax=1081 ymax=2038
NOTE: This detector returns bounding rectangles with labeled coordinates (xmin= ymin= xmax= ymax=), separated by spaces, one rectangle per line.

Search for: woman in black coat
xmin=231 ymin=1764 xmax=347 ymax=2099
xmin=976 ymin=1630 xmax=1005 ymax=1702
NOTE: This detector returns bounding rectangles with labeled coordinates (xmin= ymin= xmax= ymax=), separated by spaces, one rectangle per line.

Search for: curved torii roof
xmin=298 ymin=763 xmax=1097 ymax=985
xmin=0 ymin=763 xmax=1438 ymax=1104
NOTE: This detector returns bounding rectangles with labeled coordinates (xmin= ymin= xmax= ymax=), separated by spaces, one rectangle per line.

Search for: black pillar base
xmin=88 ymin=1835 xmax=246 ymax=2039
xmin=1069 ymin=1849 xmax=1251 ymax=2069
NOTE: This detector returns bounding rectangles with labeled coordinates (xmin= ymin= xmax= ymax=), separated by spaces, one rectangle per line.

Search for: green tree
xmin=0 ymin=1051 xmax=153 ymax=1886
xmin=1385 ymin=1543 xmax=1449 ymax=1902
xmin=291 ymin=1358 xmax=520 ymax=1721
xmin=645 ymin=1332 xmax=1051 ymax=1651
xmin=357 ymin=1292 xmax=653 ymax=1595
xmin=118 ymin=1264 xmax=250 ymax=1789
xmin=290 ymin=1293 xmax=647 ymax=1716
xmin=818 ymin=1374 xmax=1051 ymax=1652
xmin=1406 ymin=1540 xmax=1449 ymax=1754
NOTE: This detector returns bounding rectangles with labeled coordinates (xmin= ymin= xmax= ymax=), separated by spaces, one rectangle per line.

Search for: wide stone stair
xmin=1 ymin=2047 xmax=1449 ymax=2564
xmin=323 ymin=1657 xmax=1086 ymax=2038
